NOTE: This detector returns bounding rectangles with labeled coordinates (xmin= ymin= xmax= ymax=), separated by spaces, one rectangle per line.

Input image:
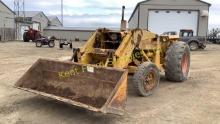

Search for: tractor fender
xmin=188 ymin=39 xmax=199 ymax=44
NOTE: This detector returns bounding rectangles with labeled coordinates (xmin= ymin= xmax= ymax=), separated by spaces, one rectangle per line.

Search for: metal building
xmin=128 ymin=0 xmax=211 ymax=36
xmin=48 ymin=16 xmax=62 ymax=27
xmin=0 ymin=1 xmax=15 ymax=41
xmin=43 ymin=27 xmax=95 ymax=41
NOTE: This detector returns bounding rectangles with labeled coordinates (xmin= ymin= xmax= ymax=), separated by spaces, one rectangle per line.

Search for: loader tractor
xmin=15 ymin=28 xmax=190 ymax=115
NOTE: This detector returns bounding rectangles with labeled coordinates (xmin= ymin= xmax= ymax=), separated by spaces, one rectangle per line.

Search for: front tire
xmin=133 ymin=62 xmax=160 ymax=97
xmin=165 ymin=41 xmax=190 ymax=82
xmin=49 ymin=41 xmax=55 ymax=47
xmin=36 ymin=41 xmax=42 ymax=47
xmin=70 ymin=43 xmax=73 ymax=49
xmin=59 ymin=43 xmax=63 ymax=48
xmin=189 ymin=41 xmax=199 ymax=51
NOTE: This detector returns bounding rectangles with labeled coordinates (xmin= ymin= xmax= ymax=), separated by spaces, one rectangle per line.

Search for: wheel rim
xmin=49 ymin=42 xmax=54 ymax=46
xmin=190 ymin=42 xmax=198 ymax=50
xmin=144 ymin=69 xmax=156 ymax=91
xmin=181 ymin=52 xmax=189 ymax=75
xmin=37 ymin=42 xmax=41 ymax=46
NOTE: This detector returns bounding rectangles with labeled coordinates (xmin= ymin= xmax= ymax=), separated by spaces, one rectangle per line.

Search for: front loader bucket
xmin=15 ymin=59 xmax=128 ymax=115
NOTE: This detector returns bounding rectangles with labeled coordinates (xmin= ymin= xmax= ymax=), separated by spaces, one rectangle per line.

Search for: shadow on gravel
xmin=14 ymin=96 xmax=122 ymax=124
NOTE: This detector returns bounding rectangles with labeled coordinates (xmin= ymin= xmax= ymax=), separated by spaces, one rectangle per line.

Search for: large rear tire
xmin=165 ymin=41 xmax=190 ymax=82
xmin=23 ymin=32 xmax=29 ymax=42
xmin=133 ymin=62 xmax=160 ymax=97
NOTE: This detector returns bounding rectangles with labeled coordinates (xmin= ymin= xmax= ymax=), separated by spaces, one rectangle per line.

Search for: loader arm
xmin=114 ymin=30 xmax=156 ymax=68
xmin=113 ymin=32 xmax=133 ymax=68
xmin=80 ymin=31 xmax=97 ymax=53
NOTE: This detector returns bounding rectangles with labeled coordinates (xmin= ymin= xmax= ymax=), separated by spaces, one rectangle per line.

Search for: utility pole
xmin=14 ymin=0 xmax=25 ymax=40
xmin=23 ymin=0 xmax=25 ymax=19
xmin=61 ymin=0 xmax=63 ymax=26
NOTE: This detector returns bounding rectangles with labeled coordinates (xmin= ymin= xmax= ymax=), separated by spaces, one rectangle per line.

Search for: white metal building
xmin=43 ymin=27 xmax=95 ymax=41
xmin=129 ymin=0 xmax=211 ymax=36
xmin=0 ymin=1 xmax=15 ymax=41
xmin=18 ymin=11 xmax=49 ymax=31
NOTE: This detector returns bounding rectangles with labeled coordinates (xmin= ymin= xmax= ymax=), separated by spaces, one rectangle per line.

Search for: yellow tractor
xmin=15 ymin=28 xmax=190 ymax=115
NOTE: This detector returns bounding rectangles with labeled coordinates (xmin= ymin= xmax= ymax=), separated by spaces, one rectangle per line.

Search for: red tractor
xmin=23 ymin=27 xmax=41 ymax=42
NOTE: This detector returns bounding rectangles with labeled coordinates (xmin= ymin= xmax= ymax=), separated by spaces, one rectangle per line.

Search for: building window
xmin=188 ymin=11 xmax=192 ymax=14
xmin=166 ymin=10 xmax=170 ymax=13
xmin=155 ymin=11 xmax=159 ymax=13
xmin=177 ymin=11 xmax=181 ymax=13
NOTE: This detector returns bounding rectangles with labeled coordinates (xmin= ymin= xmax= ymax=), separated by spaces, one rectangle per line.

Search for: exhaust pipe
xmin=120 ymin=6 xmax=127 ymax=31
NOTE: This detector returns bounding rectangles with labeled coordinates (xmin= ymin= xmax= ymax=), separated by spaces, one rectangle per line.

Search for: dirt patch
xmin=0 ymin=104 xmax=18 ymax=115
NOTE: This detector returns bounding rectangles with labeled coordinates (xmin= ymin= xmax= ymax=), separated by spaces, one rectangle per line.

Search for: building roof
xmin=44 ymin=26 xmax=120 ymax=32
xmin=47 ymin=16 xmax=62 ymax=25
xmin=198 ymin=0 xmax=212 ymax=6
xmin=128 ymin=0 xmax=211 ymax=22
xmin=44 ymin=26 xmax=96 ymax=32
xmin=0 ymin=1 xmax=15 ymax=14
xmin=19 ymin=11 xmax=42 ymax=17
xmin=18 ymin=11 xmax=49 ymax=22
xmin=47 ymin=16 xmax=57 ymax=21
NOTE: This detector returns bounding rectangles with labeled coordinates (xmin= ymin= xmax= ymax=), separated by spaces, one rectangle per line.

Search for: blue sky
xmin=2 ymin=0 xmax=220 ymax=29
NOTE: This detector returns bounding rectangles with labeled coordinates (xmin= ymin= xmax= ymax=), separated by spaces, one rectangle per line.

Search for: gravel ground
xmin=0 ymin=41 xmax=220 ymax=124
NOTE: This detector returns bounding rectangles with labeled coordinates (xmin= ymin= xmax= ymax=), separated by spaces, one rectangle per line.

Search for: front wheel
xmin=133 ymin=62 xmax=160 ymax=97
xmin=165 ymin=41 xmax=190 ymax=82
xmin=189 ymin=41 xmax=199 ymax=51
xmin=36 ymin=41 xmax=42 ymax=47
xmin=70 ymin=43 xmax=73 ymax=49
xmin=49 ymin=41 xmax=55 ymax=47
xmin=59 ymin=43 xmax=63 ymax=48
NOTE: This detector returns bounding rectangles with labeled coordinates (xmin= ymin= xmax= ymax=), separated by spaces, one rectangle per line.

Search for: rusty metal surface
xmin=15 ymin=59 xmax=128 ymax=115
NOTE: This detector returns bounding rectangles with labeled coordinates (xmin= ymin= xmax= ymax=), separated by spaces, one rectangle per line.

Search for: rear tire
xmin=165 ymin=41 xmax=190 ymax=82
xmin=133 ymin=62 xmax=160 ymax=97
xmin=23 ymin=32 xmax=29 ymax=42
xmin=36 ymin=41 xmax=42 ymax=47
xmin=189 ymin=41 xmax=198 ymax=51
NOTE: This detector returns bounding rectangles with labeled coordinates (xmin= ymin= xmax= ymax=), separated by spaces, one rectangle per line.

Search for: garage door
xmin=148 ymin=10 xmax=198 ymax=36
xmin=33 ymin=23 xmax=40 ymax=31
